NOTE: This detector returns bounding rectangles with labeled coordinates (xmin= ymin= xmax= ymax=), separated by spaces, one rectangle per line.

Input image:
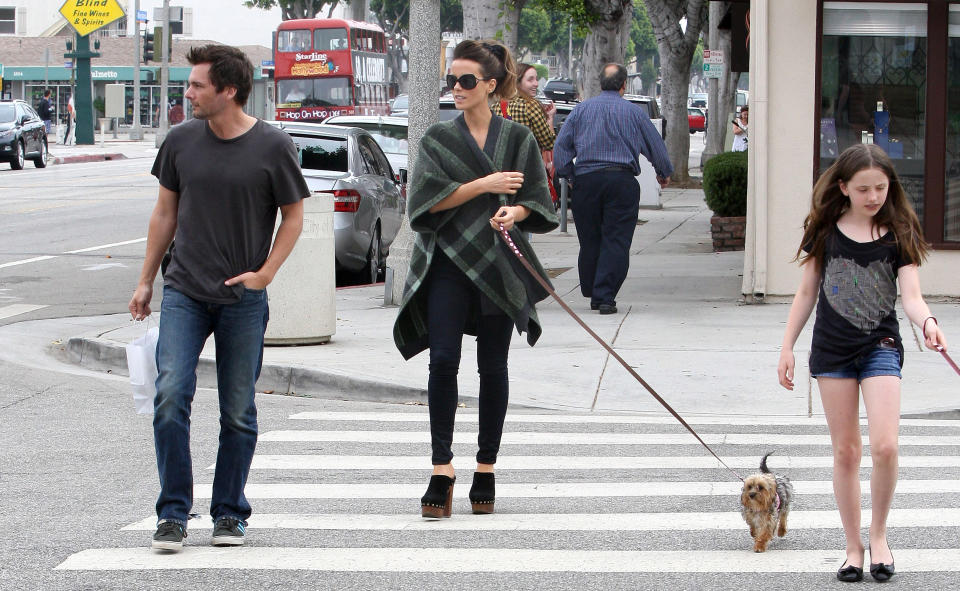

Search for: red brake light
xmin=332 ymin=189 xmax=362 ymax=212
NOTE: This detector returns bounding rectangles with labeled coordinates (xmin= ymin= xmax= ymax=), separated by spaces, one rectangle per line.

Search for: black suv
xmin=0 ymin=100 xmax=48 ymax=170
xmin=543 ymin=78 xmax=578 ymax=103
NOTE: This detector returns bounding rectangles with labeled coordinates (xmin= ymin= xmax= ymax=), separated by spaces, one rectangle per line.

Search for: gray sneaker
xmin=211 ymin=517 xmax=246 ymax=546
xmin=152 ymin=521 xmax=186 ymax=552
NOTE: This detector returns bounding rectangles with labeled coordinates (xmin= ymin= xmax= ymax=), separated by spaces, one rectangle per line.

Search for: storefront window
xmin=945 ymin=6 xmax=960 ymax=240
xmin=821 ymin=2 xmax=928 ymax=222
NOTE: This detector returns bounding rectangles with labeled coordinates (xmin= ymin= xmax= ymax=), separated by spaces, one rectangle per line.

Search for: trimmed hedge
xmin=703 ymin=151 xmax=748 ymax=217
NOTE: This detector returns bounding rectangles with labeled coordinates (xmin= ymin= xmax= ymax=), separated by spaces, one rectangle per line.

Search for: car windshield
xmin=288 ymin=134 xmax=349 ymax=172
xmin=278 ymin=78 xmax=351 ymax=107
xmin=0 ymin=104 xmax=15 ymax=123
xmin=391 ymin=95 xmax=408 ymax=111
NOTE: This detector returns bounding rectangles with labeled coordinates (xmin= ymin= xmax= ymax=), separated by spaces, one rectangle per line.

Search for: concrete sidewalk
xmin=49 ymin=186 xmax=960 ymax=419
xmin=47 ymin=130 xmax=160 ymax=165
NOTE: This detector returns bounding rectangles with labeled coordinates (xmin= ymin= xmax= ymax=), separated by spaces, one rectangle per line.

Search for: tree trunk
xmin=384 ymin=0 xmax=441 ymax=305
xmin=645 ymin=0 xmax=708 ymax=183
xmin=348 ymin=0 xmax=368 ymax=21
xmin=462 ymin=0 xmax=524 ymax=55
xmin=580 ymin=0 xmax=633 ymax=100
xmin=703 ymin=0 xmax=739 ymax=163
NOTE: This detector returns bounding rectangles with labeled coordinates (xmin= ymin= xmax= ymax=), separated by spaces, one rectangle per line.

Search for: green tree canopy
xmin=243 ymin=0 xmax=342 ymax=20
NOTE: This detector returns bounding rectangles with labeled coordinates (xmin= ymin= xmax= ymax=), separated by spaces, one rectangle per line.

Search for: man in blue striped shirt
xmin=554 ymin=63 xmax=673 ymax=314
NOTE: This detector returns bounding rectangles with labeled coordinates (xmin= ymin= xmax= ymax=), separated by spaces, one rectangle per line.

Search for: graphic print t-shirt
xmin=808 ymin=227 xmax=909 ymax=374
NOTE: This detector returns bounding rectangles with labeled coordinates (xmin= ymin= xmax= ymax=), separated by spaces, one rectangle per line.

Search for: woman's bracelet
xmin=922 ymin=315 xmax=938 ymax=335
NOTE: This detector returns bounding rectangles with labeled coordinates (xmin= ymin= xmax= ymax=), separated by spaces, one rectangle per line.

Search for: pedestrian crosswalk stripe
xmin=258 ymin=430 xmax=960 ymax=446
xmin=192 ymin=479 xmax=960 ymax=499
xmin=55 ymin=548 xmax=960 ymax=573
xmin=238 ymin=454 xmax=960 ymax=471
xmin=120 ymin=508 xmax=960 ymax=532
xmin=289 ymin=411 xmax=960 ymax=428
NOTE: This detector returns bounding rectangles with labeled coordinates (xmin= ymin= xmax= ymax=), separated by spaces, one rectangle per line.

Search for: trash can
xmin=264 ymin=192 xmax=336 ymax=345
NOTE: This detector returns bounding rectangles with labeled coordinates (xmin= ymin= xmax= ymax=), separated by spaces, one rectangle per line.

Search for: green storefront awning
xmin=4 ymin=65 xmax=266 ymax=82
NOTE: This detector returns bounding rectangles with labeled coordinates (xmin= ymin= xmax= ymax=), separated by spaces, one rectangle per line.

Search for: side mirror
xmin=398 ymin=168 xmax=408 ymax=185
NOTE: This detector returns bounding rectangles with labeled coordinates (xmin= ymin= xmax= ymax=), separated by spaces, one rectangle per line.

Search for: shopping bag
xmin=125 ymin=325 xmax=159 ymax=415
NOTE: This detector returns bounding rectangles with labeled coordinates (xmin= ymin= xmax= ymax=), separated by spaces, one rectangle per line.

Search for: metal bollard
xmin=559 ymin=178 xmax=569 ymax=233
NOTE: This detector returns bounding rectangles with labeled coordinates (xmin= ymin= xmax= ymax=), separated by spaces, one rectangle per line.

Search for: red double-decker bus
xmin=273 ymin=19 xmax=389 ymax=122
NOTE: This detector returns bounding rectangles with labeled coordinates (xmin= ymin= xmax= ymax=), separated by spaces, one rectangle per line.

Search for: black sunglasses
xmin=446 ymin=74 xmax=487 ymax=91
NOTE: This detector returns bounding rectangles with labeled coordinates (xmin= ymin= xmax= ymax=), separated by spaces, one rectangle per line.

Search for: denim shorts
xmin=812 ymin=340 xmax=902 ymax=381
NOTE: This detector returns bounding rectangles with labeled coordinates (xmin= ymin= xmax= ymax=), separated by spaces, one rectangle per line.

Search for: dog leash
xmin=936 ymin=345 xmax=960 ymax=377
xmin=497 ymin=224 xmax=745 ymax=482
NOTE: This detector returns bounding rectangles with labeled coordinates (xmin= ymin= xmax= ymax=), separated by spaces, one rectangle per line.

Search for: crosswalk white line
xmin=239 ymin=454 xmax=960 ymax=471
xmin=259 ymin=430 xmax=960 ymax=446
xmin=0 ymin=256 xmax=56 ymax=270
xmin=120 ymin=508 xmax=960 ymax=532
xmin=55 ymin=548 xmax=960 ymax=573
xmin=0 ymin=304 xmax=47 ymax=320
xmin=289 ymin=411 xmax=960 ymax=428
xmin=192 ymin=479 xmax=960 ymax=499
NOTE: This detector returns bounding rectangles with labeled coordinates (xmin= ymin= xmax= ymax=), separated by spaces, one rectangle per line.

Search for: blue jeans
xmin=812 ymin=342 xmax=902 ymax=381
xmin=153 ymin=285 xmax=269 ymax=526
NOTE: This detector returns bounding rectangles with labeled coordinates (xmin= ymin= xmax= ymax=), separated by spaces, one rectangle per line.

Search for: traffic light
xmin=143 ymin=29 xmax=155 ymax=63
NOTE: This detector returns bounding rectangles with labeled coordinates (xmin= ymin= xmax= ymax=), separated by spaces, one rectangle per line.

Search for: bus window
xmin=278 ymin=29 xmax=311 ymax=52
xmin=313 ymin=78 xmax=351 ymax=106
xmin=315 ymin=27 xmax=348 ymax=51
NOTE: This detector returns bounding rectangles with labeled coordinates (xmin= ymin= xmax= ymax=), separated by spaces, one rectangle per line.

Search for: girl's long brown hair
xmin=797 ymin=143 xmax=928 ymax=267
xmin=516 ymin=63 xmax=547 ymax=116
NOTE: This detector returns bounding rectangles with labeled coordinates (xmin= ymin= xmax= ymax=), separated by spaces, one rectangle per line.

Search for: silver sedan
xmin=269 ymin=121 xmax=405 ymax=285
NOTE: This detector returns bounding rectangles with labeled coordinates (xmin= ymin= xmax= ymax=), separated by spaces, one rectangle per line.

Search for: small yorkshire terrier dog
xmin=740 ymin=452 xmax=794 ymax=553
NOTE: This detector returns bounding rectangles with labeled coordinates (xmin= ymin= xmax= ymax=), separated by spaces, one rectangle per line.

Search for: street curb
xmin=61 ymin=336 xmax=428 ymax=404
xmin=51 ymin=153 xmax=127 ymax=165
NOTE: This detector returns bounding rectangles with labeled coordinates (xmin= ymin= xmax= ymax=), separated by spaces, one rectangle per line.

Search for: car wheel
xmin=33 ymin=140 xmax=48 ymax=168
xmin=10 ymin=140 xmax=24 ymax=170
xmin=364 ymin=224 xmax=382 ymax=284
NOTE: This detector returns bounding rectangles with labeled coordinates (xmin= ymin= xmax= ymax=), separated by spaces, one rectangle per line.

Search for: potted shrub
xmin=702 ymin=151 xmax=748 ymax=251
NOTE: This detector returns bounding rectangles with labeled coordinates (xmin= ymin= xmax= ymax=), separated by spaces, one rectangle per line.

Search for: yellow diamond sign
xmin=59 ymin=0 xmax=126 ymax=37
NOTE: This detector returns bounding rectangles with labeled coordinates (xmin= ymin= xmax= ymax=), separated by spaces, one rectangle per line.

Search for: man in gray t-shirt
xmin=128 ymin=44 xmax=309 ymax=553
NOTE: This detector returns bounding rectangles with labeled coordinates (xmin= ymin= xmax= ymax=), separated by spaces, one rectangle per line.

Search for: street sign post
xmin=703 ymin=49 xmax=725 ymax=79
xmin=59 ymin=0 xmax=125 ymax=145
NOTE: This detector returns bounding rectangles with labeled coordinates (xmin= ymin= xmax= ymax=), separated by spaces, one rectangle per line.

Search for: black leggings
xmin=426 ymin=253 xmax=514 ymax=465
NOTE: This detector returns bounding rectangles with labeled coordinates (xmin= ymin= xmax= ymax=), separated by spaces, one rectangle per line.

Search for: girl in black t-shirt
xmin=778 ymin=144 xmax=947 ymax=583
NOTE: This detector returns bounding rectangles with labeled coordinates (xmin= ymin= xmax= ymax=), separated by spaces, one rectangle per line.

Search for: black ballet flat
xmin=469 ymin=472 xmax=495 ymax=514
xmin=837 ymin=560 xmax=864 ymax=582
xmin=420 ymin=474 xmax=455 ymax=519
xmin=870 ymin=557 xmax=895 ymax=582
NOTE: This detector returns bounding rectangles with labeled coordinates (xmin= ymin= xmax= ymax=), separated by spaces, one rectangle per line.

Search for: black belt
xmin=594 ymin=165 xmax=635 ymax=174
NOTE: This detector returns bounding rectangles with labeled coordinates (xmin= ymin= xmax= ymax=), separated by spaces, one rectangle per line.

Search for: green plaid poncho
xmin=393 ymin=115 xmax=560 ymax=360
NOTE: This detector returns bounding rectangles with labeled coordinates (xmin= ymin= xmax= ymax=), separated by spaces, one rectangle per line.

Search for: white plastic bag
xmin=126 ymin=325 xmax=159 ymax=415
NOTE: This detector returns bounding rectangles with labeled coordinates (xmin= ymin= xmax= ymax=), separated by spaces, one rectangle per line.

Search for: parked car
xmin=389 ymin=94 xmax=408 ymax=116
xmin=624 ymin=94 xmax=666 ymax=138
xmin=322 ymin=115 xmax=410 ymax=192
xmin=543 ymin=78 xmax=578 ymax=103
xmin=0 ymin=99 xmax=48 ymax=170
xmin=267 ymin=121 xmax=405 ymax=285
xmin=688 ymin=107 xmax=707 ymax=133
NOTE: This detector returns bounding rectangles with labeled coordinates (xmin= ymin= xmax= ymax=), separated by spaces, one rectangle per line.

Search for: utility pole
xmin=155 ymin=0 xmax=170 ymax=148
xmin=383 ymin=0 xmax=440 ymax=305
xmin=130 ymin=0 xmax=144 ymax=140
xmin=64 ymin=33 xmax=100 ymax=145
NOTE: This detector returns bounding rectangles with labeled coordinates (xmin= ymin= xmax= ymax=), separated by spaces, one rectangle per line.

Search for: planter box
xmin=711 ymin=215 xmax=746 ymax=252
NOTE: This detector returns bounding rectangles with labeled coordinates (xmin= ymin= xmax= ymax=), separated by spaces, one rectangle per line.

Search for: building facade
xmin=745 ymin=0 xmax=960 ymax=297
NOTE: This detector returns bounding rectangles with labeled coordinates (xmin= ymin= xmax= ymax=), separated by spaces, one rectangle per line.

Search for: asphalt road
xmin=0 ymin=158 xmax=159 ymax=327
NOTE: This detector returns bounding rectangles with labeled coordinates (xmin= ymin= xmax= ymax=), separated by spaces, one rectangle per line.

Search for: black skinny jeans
xmin=426 ymin=252 xmax=514 ymax=465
